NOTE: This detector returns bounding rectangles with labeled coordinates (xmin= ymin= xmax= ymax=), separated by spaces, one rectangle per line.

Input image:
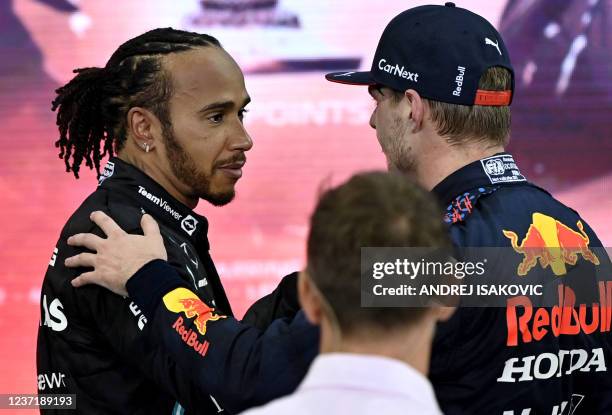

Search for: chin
xmin=200 ymin=188 xmax=236 ymax=207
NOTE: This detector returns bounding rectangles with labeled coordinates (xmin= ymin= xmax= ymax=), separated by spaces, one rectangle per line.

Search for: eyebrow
xmin=199 ymin=96 xmax=251 ymax=113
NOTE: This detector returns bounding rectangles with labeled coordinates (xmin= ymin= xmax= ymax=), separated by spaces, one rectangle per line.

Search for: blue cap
xmin=326 ymin=3 xmax=514 ymax=106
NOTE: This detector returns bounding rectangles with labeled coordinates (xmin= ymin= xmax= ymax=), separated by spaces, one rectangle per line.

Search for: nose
xmin=369 ymin=108 xmax=377 ymax=130
xmin=229 ymin=121 xmax=253 ymax=152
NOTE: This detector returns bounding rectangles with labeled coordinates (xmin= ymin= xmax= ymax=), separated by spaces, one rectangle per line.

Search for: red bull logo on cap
xmin=163 ymin=287 xmax=226 ymax=357
xmin=503 ymin=212 xmax=600 ymax=276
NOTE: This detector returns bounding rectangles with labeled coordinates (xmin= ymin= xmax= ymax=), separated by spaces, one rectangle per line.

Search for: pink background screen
xmin=0 ymin=0 xmax=610 ymax=409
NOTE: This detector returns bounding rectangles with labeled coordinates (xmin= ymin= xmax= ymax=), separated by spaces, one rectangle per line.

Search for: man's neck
xmin=415 ymin=140 xmax=505 ymax=191
xmin=117 ymin=148 xmax=198 ymax=210
xmin=318 ymin=318 xmax=436 ymax=376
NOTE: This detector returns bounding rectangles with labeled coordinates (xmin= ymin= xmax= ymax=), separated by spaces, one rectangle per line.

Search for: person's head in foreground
xmin=52 ymin=28 xmax=252 ymax=208
xmin=301 ymin=172 xmax=454 ymax=367
xmin=243 ymin=172 xmax=454 ymax=414
xmin=326 ymin=2 xmax=514 ymax=190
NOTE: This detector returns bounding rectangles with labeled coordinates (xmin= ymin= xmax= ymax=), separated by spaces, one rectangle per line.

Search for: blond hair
xmin=424 ymin=66 xmax=512 ymax=146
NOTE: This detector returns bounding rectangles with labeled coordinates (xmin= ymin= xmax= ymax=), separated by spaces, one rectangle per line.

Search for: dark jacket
xmin=429 ymin=153 xmax=611 ymax=414
xmin=36 ymin=158 xmax=309 ymax=414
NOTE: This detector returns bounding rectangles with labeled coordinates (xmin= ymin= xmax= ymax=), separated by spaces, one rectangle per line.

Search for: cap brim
xmin=325 ymin=71 xmax=376 ymax=86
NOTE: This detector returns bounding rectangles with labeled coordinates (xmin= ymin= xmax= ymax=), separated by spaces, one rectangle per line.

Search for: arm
xmin=38 ymin=212 xmax=179 ymax=412
xmin=66 ymin=212 xmax=319 ymax=413
xmin=128 ymin=260 xmax=317 ymax=413
xmin=241 ymin=271 xmax=301 ymax=329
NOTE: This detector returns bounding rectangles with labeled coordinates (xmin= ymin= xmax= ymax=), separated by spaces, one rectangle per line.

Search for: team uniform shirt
xmin=240 ymin=353 xmax=442 ymax=415
xmin=37 ymin=158 xmax=310 ymax=414
xmin=429 ymin=152 xmax=612 ymax=415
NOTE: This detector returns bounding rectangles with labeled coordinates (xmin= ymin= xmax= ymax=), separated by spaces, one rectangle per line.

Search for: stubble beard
xmin=382 ymin=116 xmax=416 ymax=176
xmin=163 ymin=124 xmax=235 ymax=207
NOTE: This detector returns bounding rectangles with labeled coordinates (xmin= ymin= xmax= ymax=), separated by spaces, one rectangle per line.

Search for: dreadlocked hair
xmin=52 ymin=28 xmax=221 ymax=178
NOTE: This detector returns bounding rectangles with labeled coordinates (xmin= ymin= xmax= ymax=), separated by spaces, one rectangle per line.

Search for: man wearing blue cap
xmin=325 ymin=3 xmax=611 ymax=415
xmin=63 ymin=3 xmax=611 ymax=415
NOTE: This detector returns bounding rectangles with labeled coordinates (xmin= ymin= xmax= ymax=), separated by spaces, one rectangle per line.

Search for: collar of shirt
xmin=431 ymin=152 xmax=527 ymax=207
xmin=97 ymin=157 xmax=210 ymax=248
xmin=298 ymin=353 xmax=441 ymax=413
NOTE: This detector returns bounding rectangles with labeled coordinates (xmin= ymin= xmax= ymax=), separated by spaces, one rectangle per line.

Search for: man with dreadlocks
xmin=37 ymin=28 xmax=314 ymax=414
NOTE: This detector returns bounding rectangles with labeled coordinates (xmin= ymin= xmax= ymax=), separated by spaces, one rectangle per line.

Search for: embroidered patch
xmin=480 ymin=154 xmax=526 ymax=185
xmin=98 ymin=161 xmax=115 ymax=186
xmin=444 ymin=187 xmax=499 ymax=224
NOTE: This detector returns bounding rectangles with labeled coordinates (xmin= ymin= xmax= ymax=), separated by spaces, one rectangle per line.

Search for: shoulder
xmin=45 ymin=186 xmax=147 ymax=290
xmin=447 ymin=182 xmax=603 ymax=247
xmin=42 ymin=188 xmax=140 ymax=319
xmin=59 ymin=186 xmax=143 ymax=239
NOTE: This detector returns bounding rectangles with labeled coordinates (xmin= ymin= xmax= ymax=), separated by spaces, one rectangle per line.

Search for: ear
xmin=298 ymin=270 xmax=323 ymax=326
xmin=404 ymin=89 xmax=425 ymax=133
xmin=126 ymin=107 xmax=162 ymax=152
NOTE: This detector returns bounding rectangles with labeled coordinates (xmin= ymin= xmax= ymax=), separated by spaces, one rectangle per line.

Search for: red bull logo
xmin=506 ymin=282 xmax=612 ymax=347
xmin=172 ymin=316 xmax=210 ymax=357
xmin=503 ymin=212 xmax=600 ymax=276
xmin=163 ymin=288 xmax=226 ymax=356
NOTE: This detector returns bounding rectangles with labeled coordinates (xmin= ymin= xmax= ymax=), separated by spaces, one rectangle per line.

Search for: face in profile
xmin=161 ymin=46 xmax=253 ymax=206
xmin=368 ymin=85 xmax=416 ymax=175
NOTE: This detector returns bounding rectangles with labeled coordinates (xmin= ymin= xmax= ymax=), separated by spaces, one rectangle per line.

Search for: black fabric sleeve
xmin=241 ymin=272 xmax=301 ymax=330
xmin=126 ymin=259 xmax=186 ymax=317
xmin=125 ymin=261 xmax=319 ymax=414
